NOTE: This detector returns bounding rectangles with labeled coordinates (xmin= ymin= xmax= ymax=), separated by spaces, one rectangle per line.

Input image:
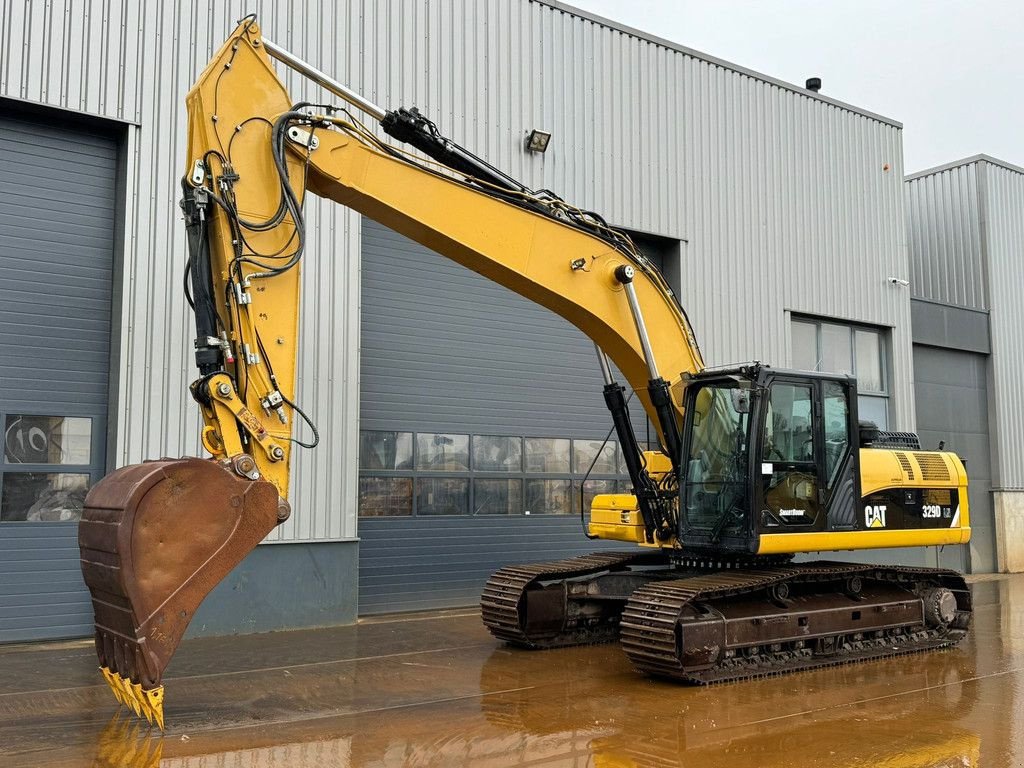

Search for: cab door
xmin=820 ymin=379 xmax=860 ymax=530
xmin=757 ymin=379 xmax=824 ymax=531
xmin=756 ymin=375 xmax=859 ymax=534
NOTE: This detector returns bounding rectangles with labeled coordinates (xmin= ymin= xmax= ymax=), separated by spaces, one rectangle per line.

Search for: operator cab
xmin=679 ymin=364 xmax=860 ymax=554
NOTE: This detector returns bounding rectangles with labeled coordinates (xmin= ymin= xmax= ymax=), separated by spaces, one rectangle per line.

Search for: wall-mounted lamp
xmin=525 ymin=129 xmax=552 ymax=153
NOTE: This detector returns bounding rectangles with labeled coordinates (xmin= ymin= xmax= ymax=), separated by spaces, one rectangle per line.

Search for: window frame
xmin=790 ymin=316 xmax=891 ymax=428
xmin=761 ymin=381 xmax=817 ymax=466
xmin=0 ymin=411 xmax=105 ymax=523
xmin=357 ymin=430 xmax=630 ymax=518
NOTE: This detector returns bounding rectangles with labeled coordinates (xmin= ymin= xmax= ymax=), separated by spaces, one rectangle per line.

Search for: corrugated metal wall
xmin=982 ymin=162 xmax=1024 ymax=490
xmin=903 ymin=155 xmax=1024 ymax=491
xmin=2 ymin=0 xmax=913 ymax=544
xmin=905 ymin=161 xmax=988 ymax=310
xmin=360 ymin=218 xmax=651 ymax=438
xmin=676 ymin=56 xmax=912 ymax=426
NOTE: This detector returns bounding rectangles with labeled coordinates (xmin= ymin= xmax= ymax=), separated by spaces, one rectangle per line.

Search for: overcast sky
xmin=570 ymin=0 xmax=1023 ymax=173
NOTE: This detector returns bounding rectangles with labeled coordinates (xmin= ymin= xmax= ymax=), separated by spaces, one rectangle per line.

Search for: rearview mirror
xmin=730 ymin=388 xmax=751 ymax=414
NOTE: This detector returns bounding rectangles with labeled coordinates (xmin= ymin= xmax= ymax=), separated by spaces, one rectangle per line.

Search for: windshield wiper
xmin=709 ymin=494 xmax=742 ymax=542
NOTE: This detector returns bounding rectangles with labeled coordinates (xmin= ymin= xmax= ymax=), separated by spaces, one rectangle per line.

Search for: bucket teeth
xmin=142 ymin=686 xmax=166 ymax=731
xmin=99 ymin=668 xmax=167 ymax=730
xmin=132 ymin=681 xmax=153 ymax=725
xmin=123 ymin=677 xmax=142 ymax=718
xmin=123 ymin=678 xmax=138 ymax=715
xmin=116 ymin=673 xmax=133 ymax=712
xmin=100 ymin=667 xmax=124 ymax=707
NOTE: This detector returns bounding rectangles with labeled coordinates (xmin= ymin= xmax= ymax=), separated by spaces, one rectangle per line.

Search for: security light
xmin=526 ymin=129 xmax=552 ymax=153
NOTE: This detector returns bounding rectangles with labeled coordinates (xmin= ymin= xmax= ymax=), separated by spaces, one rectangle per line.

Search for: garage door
xmin=0 ymin=110 xmax=117 ymax=641
xmin=357 ymin=218 xmax=663 ymax=614
xmin=913 ymin=344 xmax=994 ymax=573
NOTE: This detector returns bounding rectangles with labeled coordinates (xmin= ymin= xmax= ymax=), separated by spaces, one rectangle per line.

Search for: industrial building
xmin=0 ymin=0 xmax=1019 ymax=643
xmin=905 ymin=155 xmax=1024 ymax=575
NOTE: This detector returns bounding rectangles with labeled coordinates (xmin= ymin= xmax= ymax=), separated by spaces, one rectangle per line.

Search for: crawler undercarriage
xmin=481 ymin=552 xmax=972 ymax=683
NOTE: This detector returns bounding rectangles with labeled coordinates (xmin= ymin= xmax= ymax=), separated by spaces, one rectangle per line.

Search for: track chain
xmin=481 ymin=550 xmax=669 ymax=648
xmin=620 ymin=561 xmax=971 ymax=684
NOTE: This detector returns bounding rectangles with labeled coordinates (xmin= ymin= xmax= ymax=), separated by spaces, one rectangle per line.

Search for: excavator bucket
xmin=79 ymin=457 xmax=284 ymax=729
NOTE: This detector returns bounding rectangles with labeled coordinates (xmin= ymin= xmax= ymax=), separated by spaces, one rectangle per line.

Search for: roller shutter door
xmin=358 ymin=217 xmax=662 ymax=614
xmin=0 ymin=111 xmax=117 ymax=641
xmin=913 ymin=344 xmax=994 ymax=573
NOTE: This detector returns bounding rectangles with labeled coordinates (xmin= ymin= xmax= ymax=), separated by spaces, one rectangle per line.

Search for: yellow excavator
xmin=78 ymin=17 xmax=972 ymax=730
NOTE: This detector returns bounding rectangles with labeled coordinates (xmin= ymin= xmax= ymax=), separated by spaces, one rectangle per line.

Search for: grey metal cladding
xmin=982 ymin=163 xmax=1024 ymax=489
xmin=0 ymin=524 xmax=93 ymax=641
xmin=0 ymin=114 xmax=115 ymax=414
xmin=904 ymin=161 xmax=987 ymax=310
xmin=359 ymin=216 xmax=654 ymax=615
xmin=360 ymin=217 xmax=652 ymax=439
xmin=905 ymin=157 xmax=1024 ymax=490
xmin=909 ymin=299 xmax=990 ymax=354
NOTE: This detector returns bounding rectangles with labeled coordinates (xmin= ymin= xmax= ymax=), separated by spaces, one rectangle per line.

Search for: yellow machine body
xmin=590 ymin=447 xmax=970 ymax=552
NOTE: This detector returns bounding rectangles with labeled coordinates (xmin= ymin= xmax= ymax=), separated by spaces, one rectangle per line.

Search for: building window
xmin=473 ymin=479 xmax=523 ymax=515
xmin=524 ymin=438 xmax=570 ymax=473
xmin=791 ymin=317 xmax=890 ymax=429
xmin=0 ymin=414 xmax=97 ymax=522
xmin=358 ymin=431 xmax=413 ymax=470
xmin=415 ymin=433 xmax=469 ymax=471
xmin=357 ymin=477 xmax=413 ymax=517
xmin=415 ymin=477 xmax=469 ymax=515
xmin=525 ymin=479 xmax=572 ymax=515
xmin=357 ymin=431 xmax=629 ymax=517
xmin=572 ymin=438 xmax=618 ymax=475
xmin=472 ymin=435 xmax=522 ymax=472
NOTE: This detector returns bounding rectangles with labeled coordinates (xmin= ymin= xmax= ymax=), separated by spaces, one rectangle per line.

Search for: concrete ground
xmin=1 ymin=575 xmax=1022 ymax=768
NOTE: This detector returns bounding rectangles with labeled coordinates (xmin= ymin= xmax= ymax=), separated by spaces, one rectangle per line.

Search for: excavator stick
xmin=78 ymin=458 xmax=284 ymax=729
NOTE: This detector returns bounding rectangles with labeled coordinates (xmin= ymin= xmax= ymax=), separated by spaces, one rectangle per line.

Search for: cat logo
xmin=865 ymin=504 xmax=887 ymax=528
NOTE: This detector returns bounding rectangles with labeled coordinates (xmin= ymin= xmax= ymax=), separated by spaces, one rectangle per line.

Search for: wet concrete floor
xmin=1 ymin=574 xmax=1022 ymax=767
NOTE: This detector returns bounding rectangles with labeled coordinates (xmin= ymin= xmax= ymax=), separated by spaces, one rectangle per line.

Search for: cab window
xmin=823 ymin=381 xmax=851 ymax=484
xmin=762 ymin=384 xmax=814 ymax=464
xmin=761 ymin=382 xmax=819 ymax=524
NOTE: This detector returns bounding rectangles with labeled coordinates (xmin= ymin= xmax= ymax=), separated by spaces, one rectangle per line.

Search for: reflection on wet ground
xmin=0 ymin=575 xmax=1022 ymax=767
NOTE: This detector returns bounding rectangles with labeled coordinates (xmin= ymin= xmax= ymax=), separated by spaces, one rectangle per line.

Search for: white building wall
xmin=1 ymin=0 xmax=914 ymax=541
